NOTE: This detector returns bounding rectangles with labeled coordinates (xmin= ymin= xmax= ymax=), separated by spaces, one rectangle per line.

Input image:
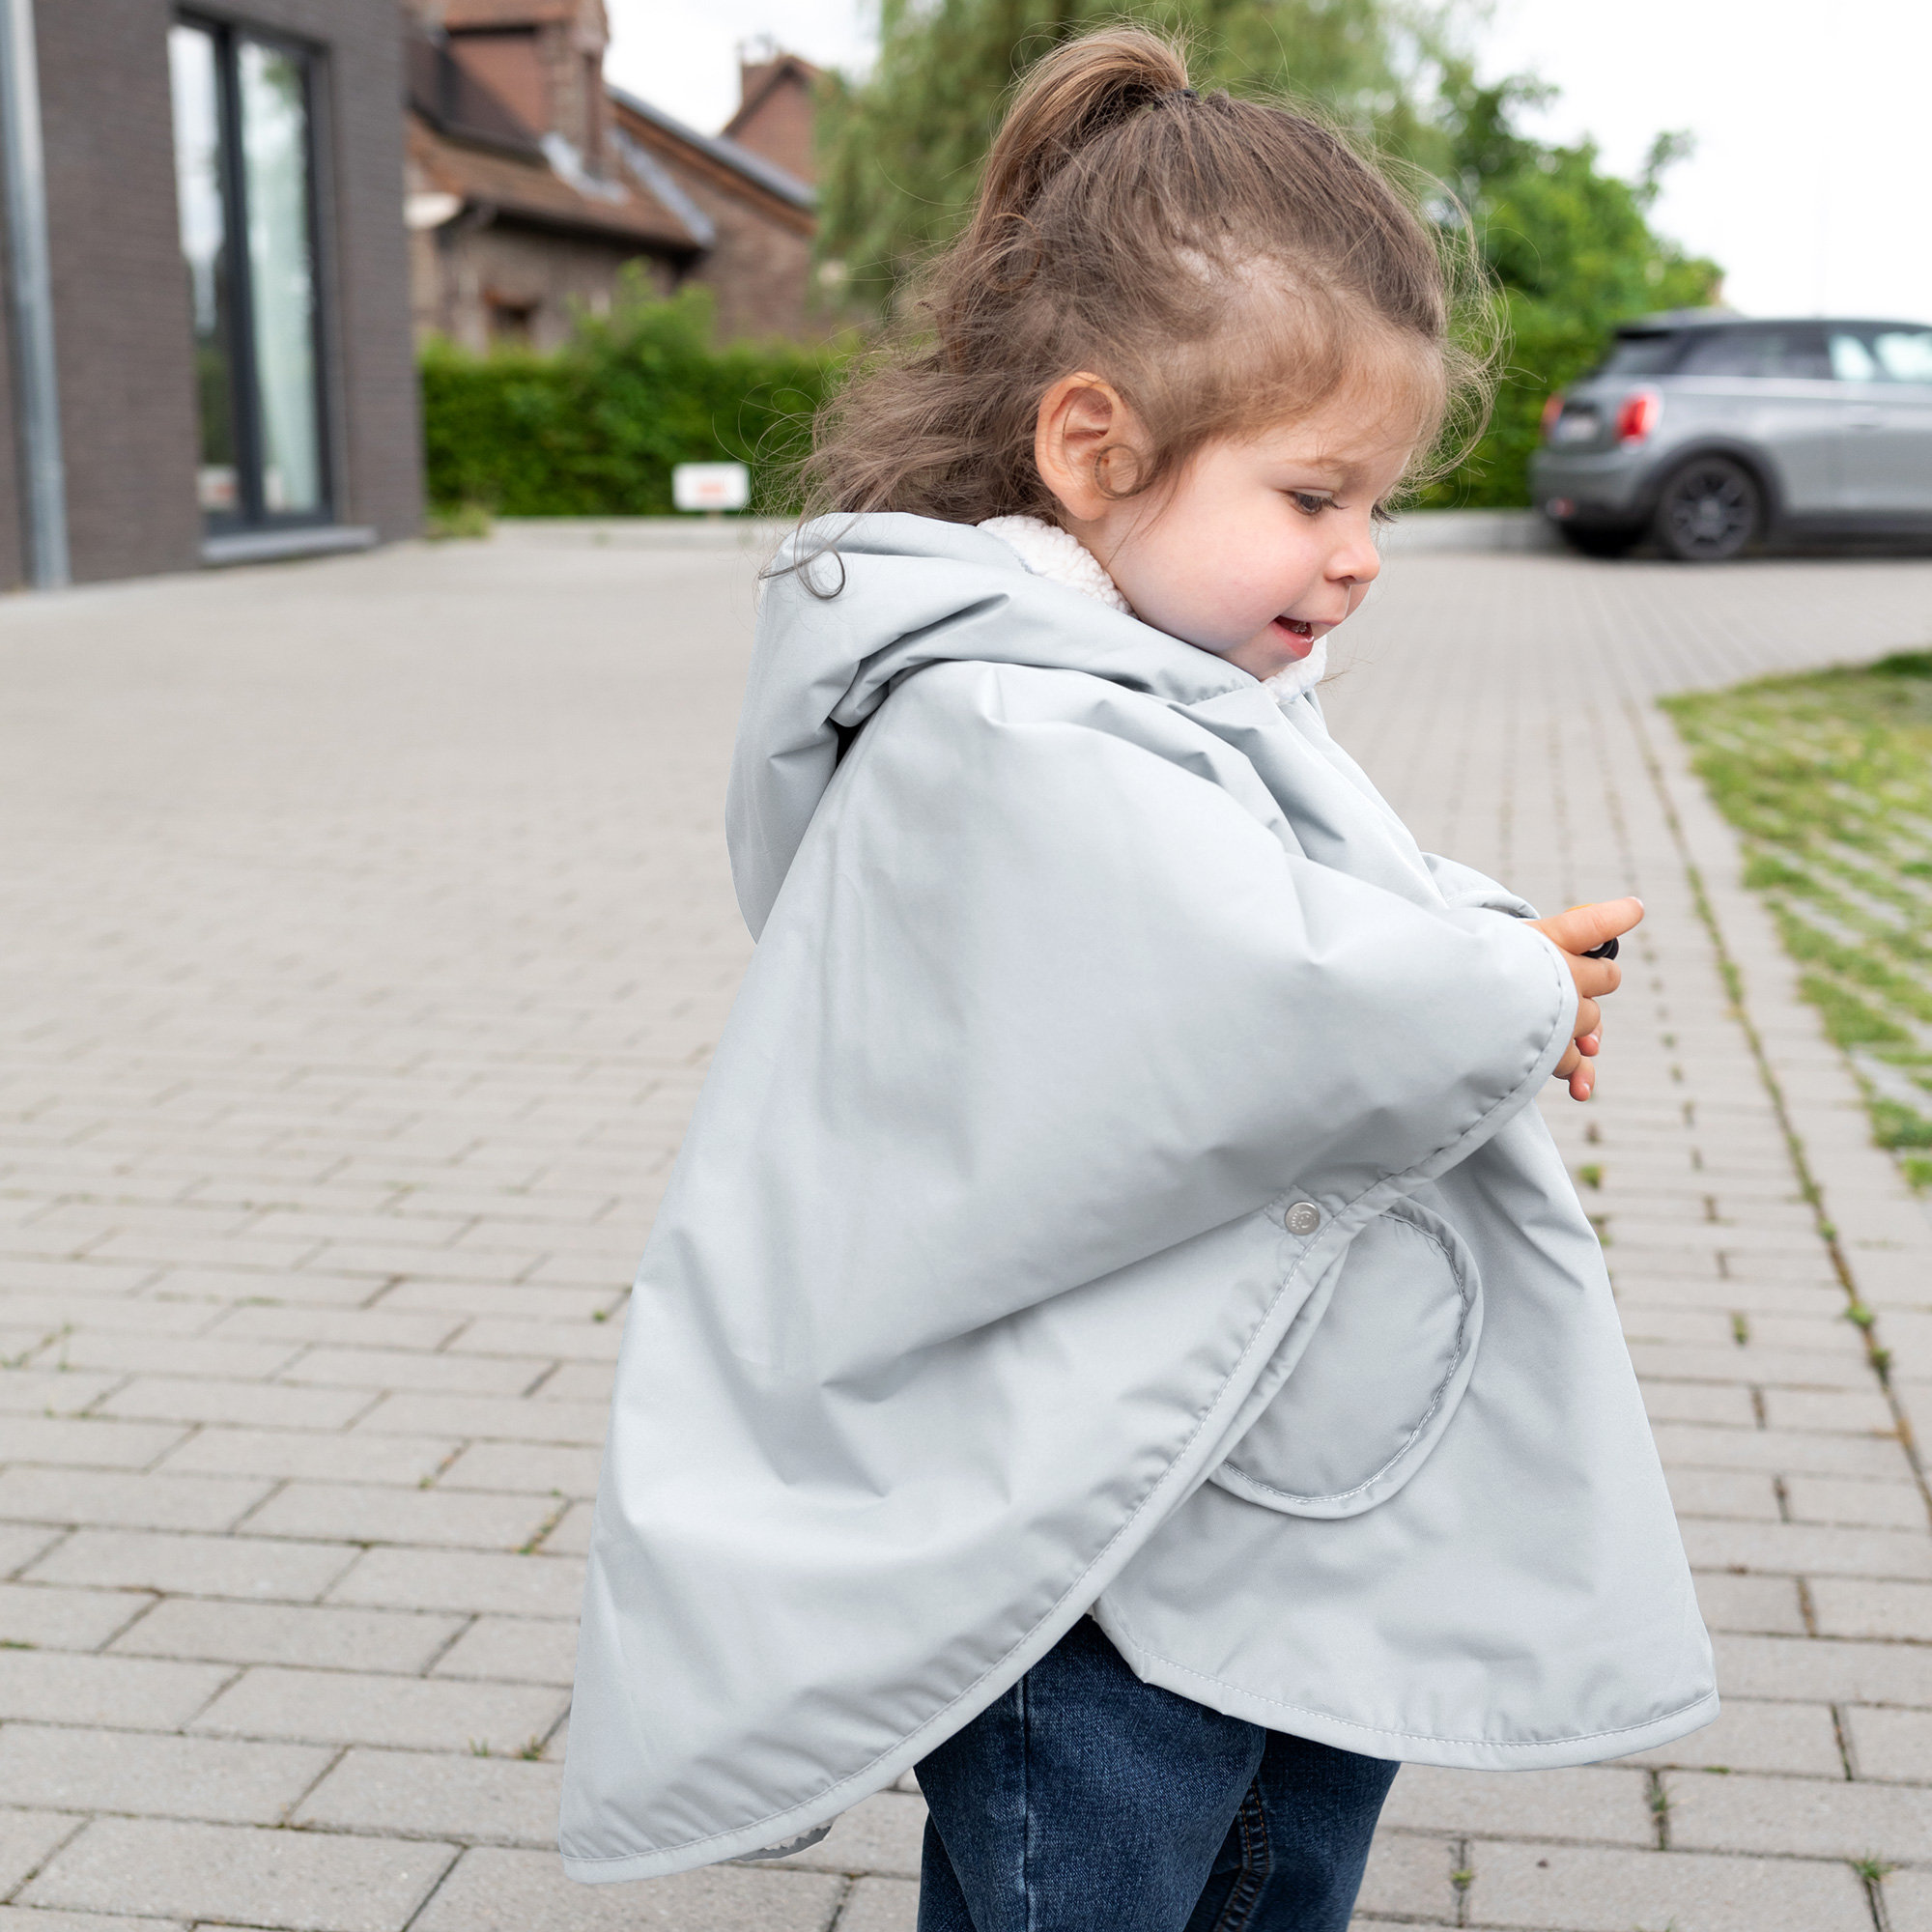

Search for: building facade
xmin=0 ymin=0 xmax=420 ymax=586
xmin=404 ymin=0 xmax=820 ymax=353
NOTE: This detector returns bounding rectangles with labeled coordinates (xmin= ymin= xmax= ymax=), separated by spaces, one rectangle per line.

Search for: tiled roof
xmin=439 ymin=0 xmax=581 ymax=26
xmin=407 ymin=117 xmax=701 ymax=251
xmin=608 ymin=86 xmax=814 ymax=213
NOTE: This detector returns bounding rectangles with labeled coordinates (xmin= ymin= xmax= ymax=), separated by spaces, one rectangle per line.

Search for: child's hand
xmin=1524 ymin=898 xmax=1644 ymax=1102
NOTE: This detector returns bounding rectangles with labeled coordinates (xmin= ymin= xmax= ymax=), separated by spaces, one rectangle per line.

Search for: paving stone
xmin=99 ymin=1378 xmax=376 ymax=1432
xmin=0 ymin=1525 xmax=61 ymax=1578
xmin=280 ymin=1348 xmax=550 ymax=1395
xmin=1639 ymin=1382 xmax=1758 ymax=1428
xmin=1651 ymin=1421 xmax=1912 ymax=1480
xmin=212 ymin=1305 xmax=464 ymax=1350
xmin=1378 ymin=1766 xmax=1652 ymax=1845
xmin=450 ymin=1318 xmax=625 ymax=1363
xmin=18 ymin=1816 xmax=457 ymax=1932
xmin=0 ymin=1373 xmax=123 ymax=1418
xmin=0 ymin=1418 xmax=186 ymax=1469
xmin=1666 ymin=1765 xmax=1932 ymax=1859
xmin=153 ymin=1426 xmax=459 ymax=1486
xmin=327 ymin=1546 xmax=583 ymax=1618
xmin=1715 ymin=1632 xmax=1932 ymax=1706
xmin=1350 ymin=1832 xmax=1461 ymax=1922
xmin=241 ymin=1482 xmax=554 ymax=1549
xmin=1808 ymin=1576 xmax=1932 ymax=1641
xmin=1611 ymin=1697 xmax=1844 ymax=1776
xmin=1663 ymin=1467 xmax=1780 ymax=1520
xmin=431 ymin=1614 xmax=579 ymax=1686
xmin=1681 ymin=1518 xmax=1932 ymax=1580
xmin=108 ymin=1597 xmax=463 ymax=1672
xmin=1460 ymin=1838 xmax=1871 ymax=1931
xmin=834 ymin=1875 xmax=918 ymax=1932
xmin=295 ymin=1747 xmax=563 ymax=1845
xmin=0 ymin=1811 xmax=86 ymax=1892
xmin=1843 ymin=1703 xmax=1932 ymax=1782
xmin=1759 ymin=1387 xmax=1900 ymax=1435
xmin=24 ymin=1528 xmax=356 ymax=1602
xmin=49 ymin=1333 xmax=301 ymax=1380
xmin=0 ymin=1649 xmax=232 ymax=1727
xmin=0 ymin=1722 xmax=329 ymax=1824
xmin=350 ymin=1393 xmax=610 ymax=1446
xmin=411 ymin=1845 xmax=844 ymax=1932
xmin=440 ymin=1441 xmax=603 ymax=1496
xmin=1690 ymin=1571 xmax=1806 ymax=1636
xmin=1786 ymin=1474 xmax=1929 ymax=1530
xmin=1887 ymin=1867 xmax=1932 ymax=1932
xmin=0 ymin=1583 xmax=153 ymax=1651
xmin=191 ymin=1663 xmax=566 ymax=1753
xmin=0 ymin=1909 xmax=186 ymax=1932
xmin=0 ymin=1467 xmax=271 ymax=1534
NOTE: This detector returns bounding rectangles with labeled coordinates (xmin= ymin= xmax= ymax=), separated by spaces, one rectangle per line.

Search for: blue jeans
xmin=915 ymin=1617 xmax=1397 ymax=1932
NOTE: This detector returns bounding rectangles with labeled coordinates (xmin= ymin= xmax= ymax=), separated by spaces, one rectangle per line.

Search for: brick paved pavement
xmin=2 ymin=529 xmax=1931 ymax=1932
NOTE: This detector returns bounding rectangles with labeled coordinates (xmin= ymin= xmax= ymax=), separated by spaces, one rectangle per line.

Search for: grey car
xmin=1529 ymin=310 xmax=1932 ymax=560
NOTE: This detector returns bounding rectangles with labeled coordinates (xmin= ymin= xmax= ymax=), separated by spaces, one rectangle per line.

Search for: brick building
xmin=404 ymin=0 xmax=820 ymax=352
xmin=0 ymin=0 xmax=420 ymax=585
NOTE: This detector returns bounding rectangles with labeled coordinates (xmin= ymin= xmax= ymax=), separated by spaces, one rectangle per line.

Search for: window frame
xmin=174 ymin=11 xmax=335 ymax=535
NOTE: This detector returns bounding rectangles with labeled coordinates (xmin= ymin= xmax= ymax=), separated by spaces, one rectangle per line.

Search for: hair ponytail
xmin=804 ymin=24 xmax=1494 ymax=526
xmin=967 ymin=28 xmax=1190 ymax=252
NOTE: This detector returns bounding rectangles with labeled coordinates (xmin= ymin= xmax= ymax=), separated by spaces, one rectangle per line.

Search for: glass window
xmin=1681 ymin=327 xmax=1830 ymax=380
xmin=1874 ymin=330 xmax=1932 ymax=384
xmin=168 ymin=25 xmax=238 ymax=516
xmin=1829 ymin=332 xmax=1881 ymax=382
xmin=1598 ymin=333 xmax=1684 ymax=376
xmin=168 ymin=18 xmax=328 ymax=531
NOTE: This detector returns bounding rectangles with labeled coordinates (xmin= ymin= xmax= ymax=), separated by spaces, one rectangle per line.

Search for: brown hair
xmin=804 ymin=26 xmax=1492 ymax=525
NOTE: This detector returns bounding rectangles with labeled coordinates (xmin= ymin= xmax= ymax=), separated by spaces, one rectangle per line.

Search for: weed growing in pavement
xmin=1665 ymin=651 xmax=1932 ymax=1190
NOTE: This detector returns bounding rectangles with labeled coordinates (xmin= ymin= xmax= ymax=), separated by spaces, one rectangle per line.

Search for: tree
xmin=815 ymin=0 xmax=1458 ymax=308
xmin=1425 ymin=71 xmax=1720 ymax=505
xmin=813 ymin=4 xmax=1723 ymax=506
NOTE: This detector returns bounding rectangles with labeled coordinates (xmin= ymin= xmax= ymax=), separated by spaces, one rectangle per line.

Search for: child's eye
xmin=1370 ymin=501 xmax=1395 ymax=526
xmin=1288 ymin=492 xmax=1332 ymax=517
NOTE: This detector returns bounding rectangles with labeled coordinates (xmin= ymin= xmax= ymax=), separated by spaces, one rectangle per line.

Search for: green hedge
xmin=420 ymin=283 xmax=848 ymax=517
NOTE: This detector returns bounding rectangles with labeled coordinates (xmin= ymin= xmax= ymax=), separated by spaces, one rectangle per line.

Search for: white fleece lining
xmin=977 ymin=513 xmax=1330 ymax=705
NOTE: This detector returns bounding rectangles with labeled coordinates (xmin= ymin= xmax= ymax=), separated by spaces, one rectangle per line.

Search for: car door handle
xmin=1846 ymin=408 xmax=1884 ymax=429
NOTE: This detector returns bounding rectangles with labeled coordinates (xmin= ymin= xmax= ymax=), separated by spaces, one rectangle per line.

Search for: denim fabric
xmin=916 ymin=1618 xmax=1397 ymax=1932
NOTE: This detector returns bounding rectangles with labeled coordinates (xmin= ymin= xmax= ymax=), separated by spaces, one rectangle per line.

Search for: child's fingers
xmin=1531 ymin=897 xmax=1644 ymax=960
xmin=1574 ymin=995 xmax=1601 ymax=1044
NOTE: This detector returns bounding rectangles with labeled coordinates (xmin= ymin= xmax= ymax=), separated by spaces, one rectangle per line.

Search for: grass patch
xmin=1666 ymin=657 xmax=1932 ymax=1189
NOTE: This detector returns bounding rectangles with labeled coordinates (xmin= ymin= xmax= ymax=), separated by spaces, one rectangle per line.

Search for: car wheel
xmin=1652 ymin=457 xmax=1760 ymax=562
xmin=1558 ymin=525 xmax=1639 ymax=559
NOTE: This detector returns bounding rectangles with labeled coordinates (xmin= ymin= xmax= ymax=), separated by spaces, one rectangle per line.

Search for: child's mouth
xmin=1270 ymin=615 xmax=1317 ymax=661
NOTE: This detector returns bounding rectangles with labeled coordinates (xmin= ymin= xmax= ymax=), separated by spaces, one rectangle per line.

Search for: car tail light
xmin=1540 ymin=393 xmax=1564 ymax=441
xmin=1614 ymin=387 xmax=1662 ymax=445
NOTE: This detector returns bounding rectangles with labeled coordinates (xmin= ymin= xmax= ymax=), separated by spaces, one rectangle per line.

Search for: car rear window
xmin=1598 ymin=332 xmax=1683 ymax=376
xmin=1679 ymin=327 xmax=1830 ymax=380
xmin=1831 ymin=327 xmax=1932 ymax=384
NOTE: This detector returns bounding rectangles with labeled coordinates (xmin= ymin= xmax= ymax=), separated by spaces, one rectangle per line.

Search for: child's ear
xmin=1035 ymin=373 xmax=1138 ymax=523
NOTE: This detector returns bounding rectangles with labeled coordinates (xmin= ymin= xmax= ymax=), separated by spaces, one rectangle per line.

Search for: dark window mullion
xmin=213 ymin=27 xmax=265 ymax=527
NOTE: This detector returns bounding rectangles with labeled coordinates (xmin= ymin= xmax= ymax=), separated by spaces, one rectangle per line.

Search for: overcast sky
xmin=606 ymin=0 xmax=1932 ymax=324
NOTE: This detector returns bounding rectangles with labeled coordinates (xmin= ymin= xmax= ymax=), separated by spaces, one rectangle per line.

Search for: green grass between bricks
xmin=1664 ymin=650 xmax=1932 ymax=1189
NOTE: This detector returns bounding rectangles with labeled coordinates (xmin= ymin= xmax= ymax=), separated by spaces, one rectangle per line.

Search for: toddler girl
xmin=561 ymin=28 xmax=1714 ymax=1931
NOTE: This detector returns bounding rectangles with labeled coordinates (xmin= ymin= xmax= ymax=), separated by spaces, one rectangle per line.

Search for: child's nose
xmin=1330 ymin=527 xmax=1381 ymax=587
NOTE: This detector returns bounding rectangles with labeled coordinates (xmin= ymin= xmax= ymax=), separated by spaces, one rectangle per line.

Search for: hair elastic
xmin=1165 ymin=87 xmax=1198 ymax=101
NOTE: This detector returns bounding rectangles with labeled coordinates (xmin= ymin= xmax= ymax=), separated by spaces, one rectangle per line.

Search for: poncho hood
xmin=562 ymin=513 xmax=1715 ymax=1885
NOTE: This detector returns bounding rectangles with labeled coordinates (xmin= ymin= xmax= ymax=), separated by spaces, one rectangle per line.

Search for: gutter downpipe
xmin=0 ymin=0 xmax=65 ymax=588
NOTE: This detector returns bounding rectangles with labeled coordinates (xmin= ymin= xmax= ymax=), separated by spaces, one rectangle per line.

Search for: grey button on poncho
xmin=559 ymin=514 xmax=1716 ymax=1884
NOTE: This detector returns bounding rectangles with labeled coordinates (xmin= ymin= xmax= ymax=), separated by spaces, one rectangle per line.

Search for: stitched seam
xmin=563 ymin=943 xmax=1576 ymax=1867
xmin=1213 ymin=1786 xmax=1269 ymax=1932
xmin=1219 ymin=1212 xmax=1478 ymax=1507
xmin=1094 ymin=1623 xmax=1718 ymax=1751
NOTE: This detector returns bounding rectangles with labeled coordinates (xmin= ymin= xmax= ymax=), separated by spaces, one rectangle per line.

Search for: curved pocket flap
xmin=1211 ymin=1197 xmax=1483 ymax=1520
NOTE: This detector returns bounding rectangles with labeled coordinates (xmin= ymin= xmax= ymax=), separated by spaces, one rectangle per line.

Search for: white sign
xmin=671 ymin=462 xmax=751 ymax=513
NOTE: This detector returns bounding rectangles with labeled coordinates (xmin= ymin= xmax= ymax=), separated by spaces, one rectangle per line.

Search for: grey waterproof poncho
xmin=560 ymin=513 xmax=1716 ymax=1884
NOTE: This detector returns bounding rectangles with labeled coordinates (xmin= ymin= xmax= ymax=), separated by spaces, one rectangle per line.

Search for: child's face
xmin=1040 ymin=379 xmax=1416 ymax=682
